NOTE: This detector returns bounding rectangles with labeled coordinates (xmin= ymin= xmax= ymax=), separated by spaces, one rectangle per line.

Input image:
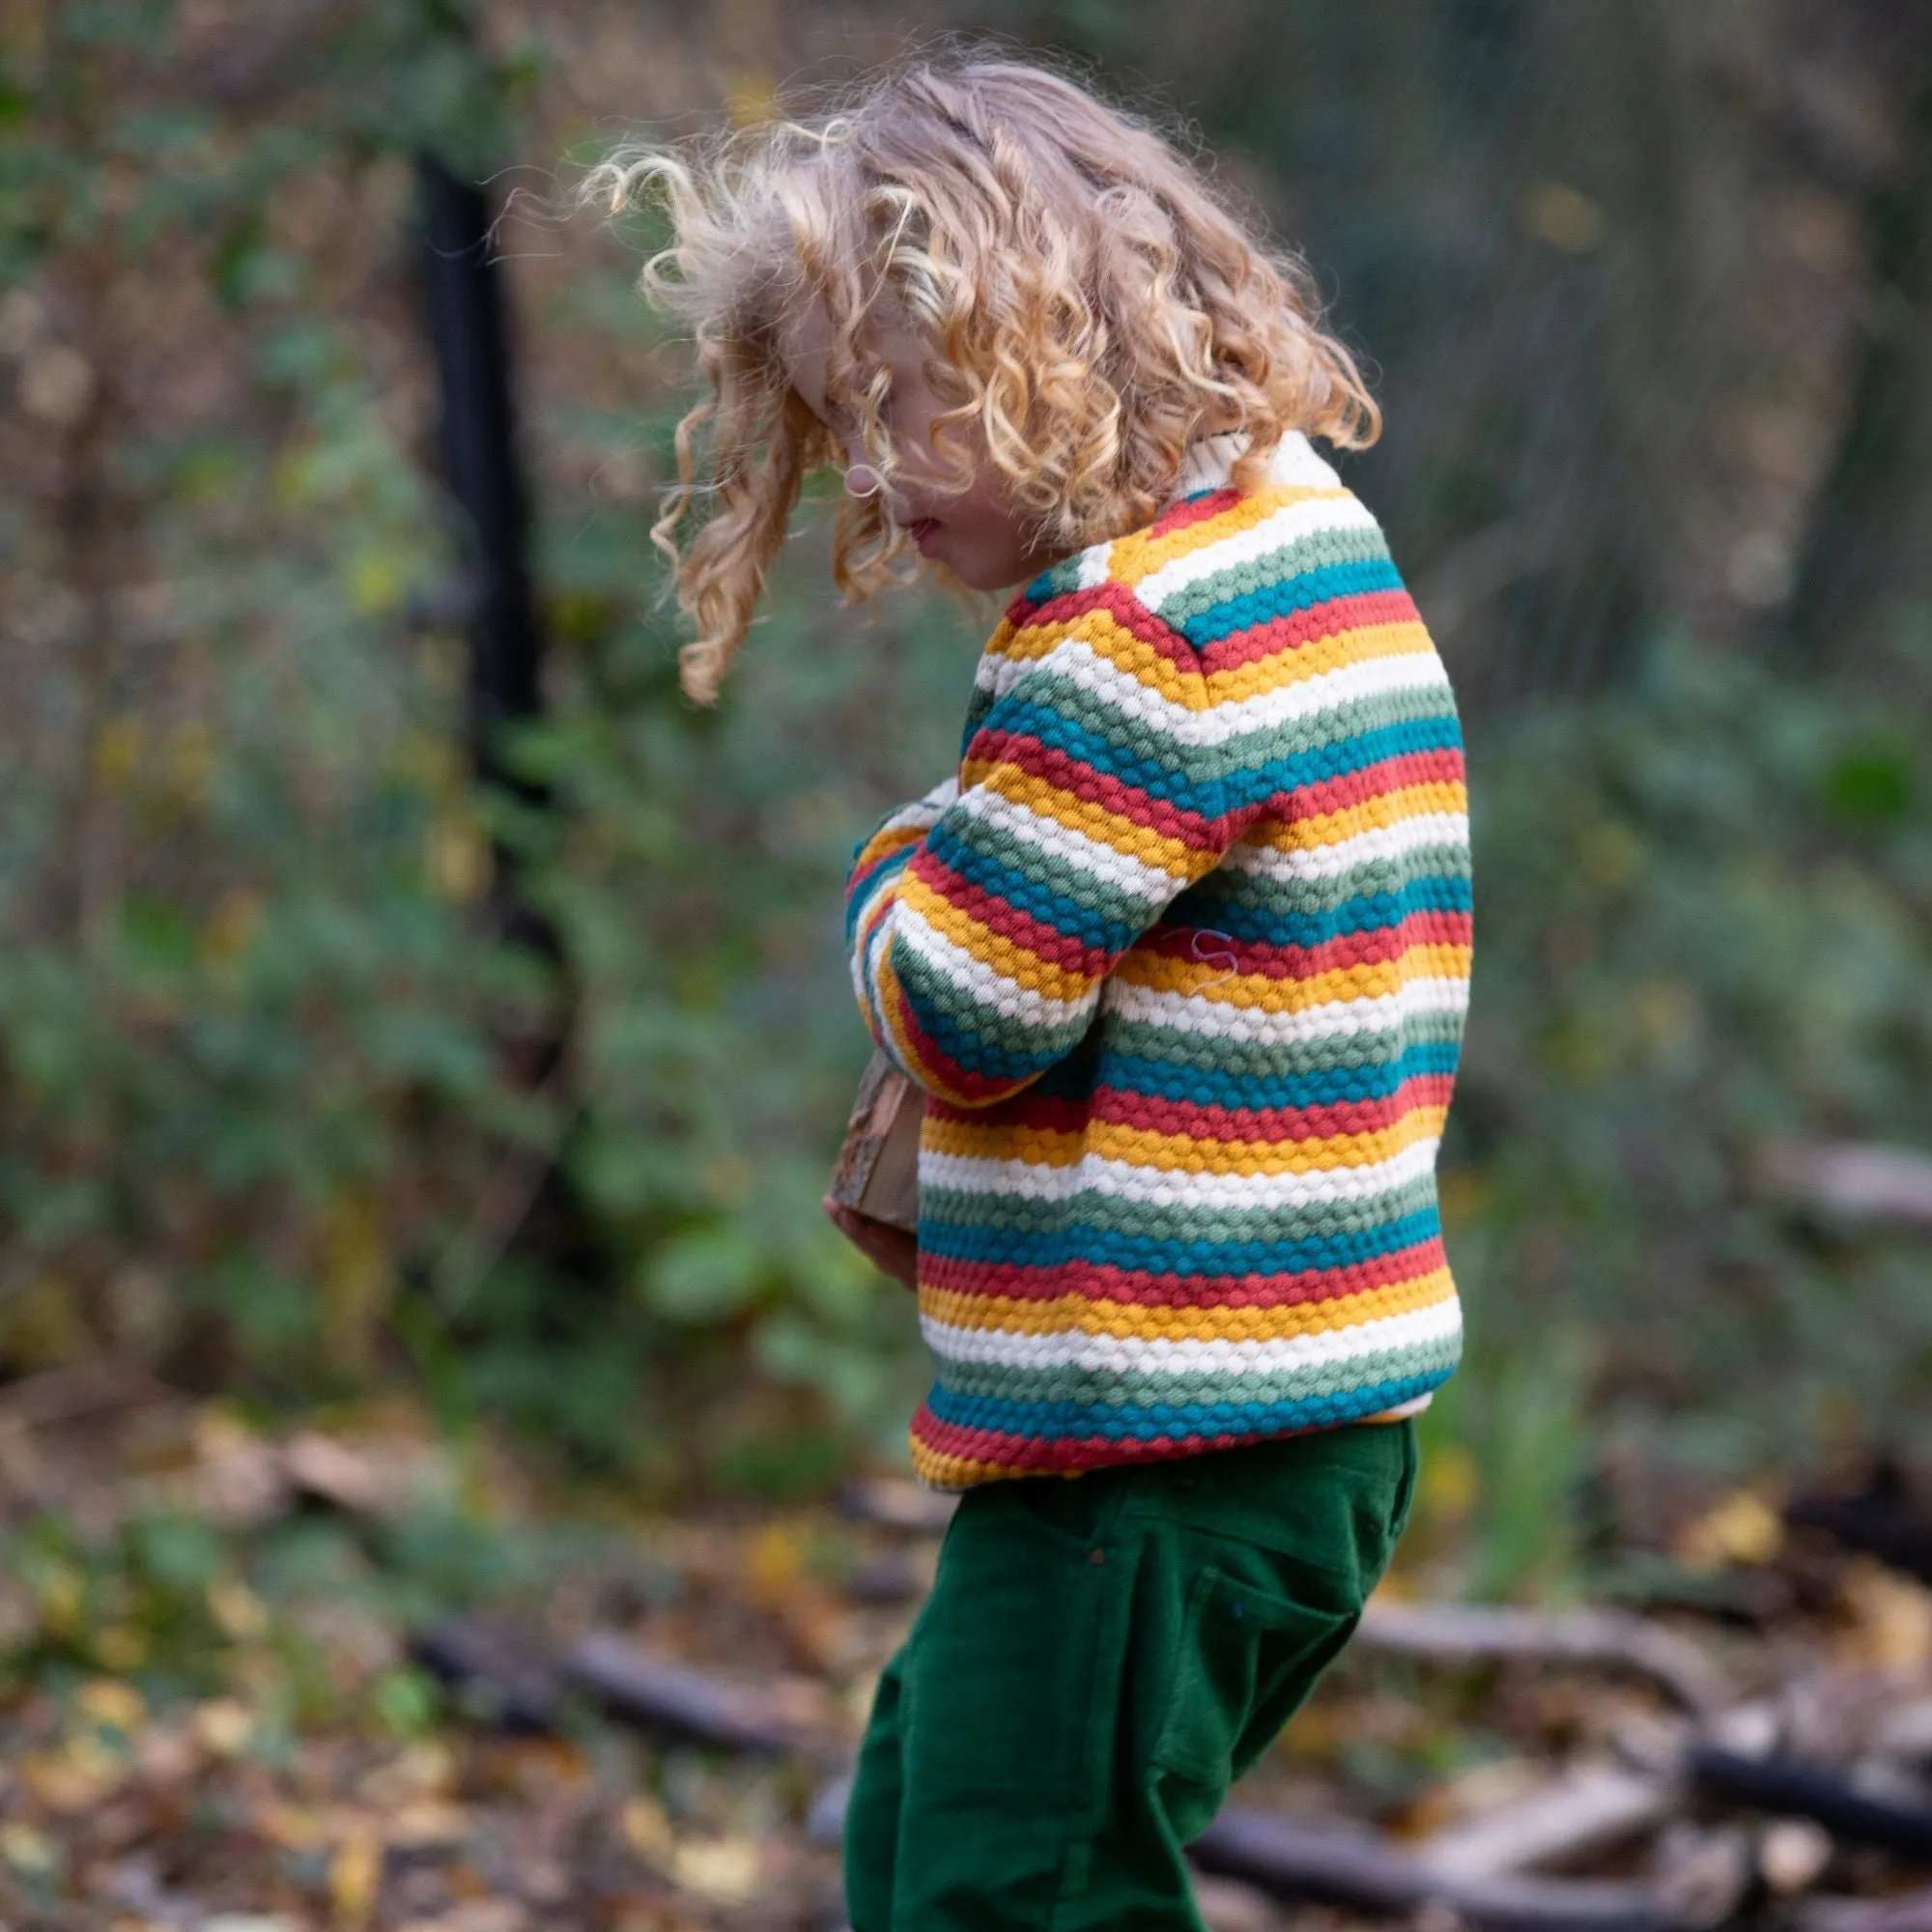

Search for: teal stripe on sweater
xmin=918 ymin=1171 xmax=1441 ymax=1246
xmin=927 ymin=1330 xmax=1462 ymax=1411
xmin=1149 ymin=523 xmax=1391 ymax=626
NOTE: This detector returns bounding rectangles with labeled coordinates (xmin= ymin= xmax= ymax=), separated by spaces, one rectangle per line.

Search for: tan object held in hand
xmin=828 ymin=1049 xmax=922 ymax=1236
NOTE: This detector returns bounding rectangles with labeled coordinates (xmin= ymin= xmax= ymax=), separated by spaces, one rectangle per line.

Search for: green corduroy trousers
xmin=843 ymin=1419 xmax=1418 ymax=1931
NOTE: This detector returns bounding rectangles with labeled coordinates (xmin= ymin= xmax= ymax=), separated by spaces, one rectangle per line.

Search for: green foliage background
xmin=5 ymin=0 xmax=1932 ymax=1590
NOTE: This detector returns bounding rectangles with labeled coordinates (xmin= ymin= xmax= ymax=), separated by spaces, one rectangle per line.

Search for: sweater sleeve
xmin=842 ymin=587 xmax=1246 ymax=1107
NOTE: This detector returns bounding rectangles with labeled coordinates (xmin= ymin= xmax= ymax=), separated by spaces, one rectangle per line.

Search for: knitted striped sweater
xmin=844 ymin=432 xmax=1470 ymax=1491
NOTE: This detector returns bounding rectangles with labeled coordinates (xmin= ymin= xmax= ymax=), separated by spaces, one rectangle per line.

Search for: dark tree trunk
xmin=417 ymin=152 xmax=554 ymax=955
xmin=1782 ymin=58 xmax=1932 ymax=672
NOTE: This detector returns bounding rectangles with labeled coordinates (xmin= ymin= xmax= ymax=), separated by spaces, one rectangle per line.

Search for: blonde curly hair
xmin=588 ymin=52 xmax=1380 ymax=703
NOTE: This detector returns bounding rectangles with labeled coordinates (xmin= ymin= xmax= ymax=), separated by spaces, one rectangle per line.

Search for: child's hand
xmin=823 ymin=1195 xmax=919 ymax=1289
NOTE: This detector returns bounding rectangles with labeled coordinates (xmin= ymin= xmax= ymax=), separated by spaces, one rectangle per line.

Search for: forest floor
xmin=5 ymin=1366 xmax=1932 ymax=1932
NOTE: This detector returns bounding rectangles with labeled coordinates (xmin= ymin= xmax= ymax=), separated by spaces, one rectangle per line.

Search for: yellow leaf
xmin=1675 ymin=1490 xmax=1784 ymax=1569
xmin=424 ymin=815 xmax=488 ymax=903
xmin=23 ymin=1738 xmax=121 ymax=1811
xmin=194 ymin=1697 xmax=254 ymax=1756
xmin=1838 ymin=1557 xmax=1932 ymax=1675
xmin=95 ymin=1625 xmax=148 ymax=1672
xmin=33 ymin=1555 xmax=85 ymax=1639
xmin=620 ymin=1794 xmax=675 ymax=1866
xmin=349 ymin=547 xmax=408 ymax=616
xmin=92 ymin=715 xmax=142 ymax=789
xmin=330 ymin=1825 xmax=383 ymax=1928
xmin=747 ymin=1520 xmax=807 ymax=1609
xmin=77 ymin=1677 xmax=147 ymax=1732
xmin=209 ymin=1577 xmax=270 ymax=1641
xmin=1522 ymin=179 xmax=1606 ymax=254
xmin=322 ymin=1195 xmax=394 ymax=1372
xmin=261 ymin=1802 xmax=329 ymax=1852
xmin=194 ymin=1405 xmax=260 ymax=1462
xmin=0 ymin=1820 xmax=57 ymax=1873
xmin=672 ymin=1835 xmax=761 ymax=1903
xmin=385 ymin=1800 xmax=471 ymax=1849
xmin=1420 ymin=1443 xmax=1477 ymax=1523
xmin=357 ymin=1739 xmax=456 ymax=1804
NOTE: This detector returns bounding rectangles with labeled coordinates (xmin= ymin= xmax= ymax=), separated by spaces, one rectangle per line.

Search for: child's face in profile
xmin=779 ymin=297 xmax=1070 ymax=593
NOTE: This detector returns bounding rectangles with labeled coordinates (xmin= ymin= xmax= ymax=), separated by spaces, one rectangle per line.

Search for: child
xmin=596 ymin=52 xmax=1470 ymax=1931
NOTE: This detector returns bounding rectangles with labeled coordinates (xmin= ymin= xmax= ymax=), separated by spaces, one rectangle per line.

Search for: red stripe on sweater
xmin=911 ymin=1405 xmax=1276 ymax=1474
xmin=1087 ymin=1077 xmax=1456 ymax=1143
xmin=1200 ymin=588 xmax=1422 ymax=674
xmin=1139 ymin=907 xmax=1471 ymax=980
xmin=905 ymin=848 xmax=1114 ymax=979
xmin=918 ymin=1238 xmax=1449 ymax=1309
xmin=928 ymin=1080 xmax=1454 ymax=1142
xmin=1285 ymin=750 xmax=1466 ymax=820
xmin=1147 ymin=487 xmax=1245 ymax=540
xmin=1013 ymin=581 xmax=1198 ymax=668
xmin=883 ymin=984 xmax=1021 ymax=1106
xmin=963 ymin=729 xmax=1236 ymax=848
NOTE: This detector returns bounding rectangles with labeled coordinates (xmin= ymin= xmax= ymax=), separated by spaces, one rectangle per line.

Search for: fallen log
xmin=566 ymin=1631 xmax=814 ymax=1757
xmin=1650 ymin=1821 xmax=1757 ymax=1931
xmin=1357 ymin=1600 xmax=1736 ymax=1716
xmin=1415 ymin=1762 xmax=1675 ymax=1880
xmin=1690 ymin=1747 xmax=1932 ymax=1862
xmin=411 ymin=1616 xmax=561 ymax=1733
xmin=1794 ymin=1888 xmax=1932 ymax=1932
xmin=412 ymin=1617 xmax=824 ymax=1757
xmin=1190 ymin=1806 xmax=1679 ymax=1930
xmin=802 ymin=1776 xmax=1680 ymax=1928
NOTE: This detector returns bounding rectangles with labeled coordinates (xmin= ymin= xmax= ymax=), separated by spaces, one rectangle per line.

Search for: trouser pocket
xmin=1150 ymin=1567 xmax=1357 ymax=1838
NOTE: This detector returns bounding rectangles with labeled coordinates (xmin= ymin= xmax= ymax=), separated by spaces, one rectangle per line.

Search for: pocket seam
xmin=1150 ymin=1567 xmax=1352 ymax=1790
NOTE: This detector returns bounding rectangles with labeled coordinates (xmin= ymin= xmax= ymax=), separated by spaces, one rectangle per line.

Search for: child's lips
xmin=908 ymin=518 xmax=942 ymax=552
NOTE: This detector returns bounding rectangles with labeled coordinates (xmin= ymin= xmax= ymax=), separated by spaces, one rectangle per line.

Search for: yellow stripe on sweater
xmin=910 ymin=1441 xmax=1015 ymax=1488
xmin=1202 ymin=622 xmax=1438 ymax=705
xmin=1109 ymin=486 xmax=1356 ymax=587
xmin=1248 ymin=781 xmax=1469 ymax=853
xmin=922 ymin=1107 xmax=1449 ymax=1177
xmin=960 ymin=762 xmax=1208 ymax=880
xmin=918 ymin=1268 xmax=1457 ymax=1342
xmin=1112 ymin=946 xmax=1473 ymax=1009
xmin=895 ymin=872 xmax=1100 ymax=1005
xmin=983 ymin=608 xmax=1209 ymax=710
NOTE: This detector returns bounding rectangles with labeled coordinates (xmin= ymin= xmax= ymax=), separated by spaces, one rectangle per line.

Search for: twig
xmin=1794 ymin=1889 xmax=1932 ymax=1932
xmin=0 ymin=1359 xmax=169 ymax=1430
xmin=1416 ymin=1763 xmax=1675 ymax=1880
xmin=565 ymin=1631 xmax=818 ymax=1759
xmin=1758 ymin=1140 xmax=1932 ymax=1230
xmin=412 ymin=1616 xmax=830 ymax=1759
xmin=411 ymin=1616 xmax=562 ymax=1735
xmin=1190 ymin=1807 xmax=1678 ymax=1930
xmin=839 ymin=1475 xmax=958 ymax=1534
xmin=1356 ymin=1601 xmax=1736 ymax=1717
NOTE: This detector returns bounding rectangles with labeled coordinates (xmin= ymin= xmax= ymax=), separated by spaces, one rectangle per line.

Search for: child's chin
xmin=943 ymin=551 xmax=1027 ymax=594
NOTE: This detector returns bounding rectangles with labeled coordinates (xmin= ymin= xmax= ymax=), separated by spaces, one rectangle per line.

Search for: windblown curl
xmin=585 ymin=54 xmax=1381 ymax=703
